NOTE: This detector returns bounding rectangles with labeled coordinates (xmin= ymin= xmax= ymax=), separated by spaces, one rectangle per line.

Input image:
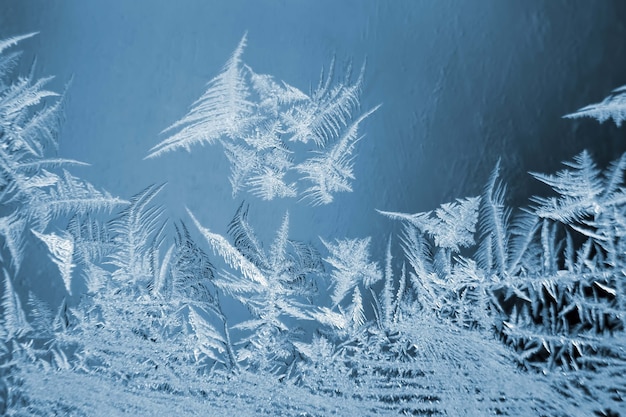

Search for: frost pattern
xmin=148 ymin=35 xmax=254 ymax=156
xmin=147 ymin=35 xmax=379 ymax=205
xmin=564 ymin=84 xmax=626 ymax=126
xmin=0 ymin=33 xmax=127 ymax=279
xmin=1 ymin=33 xmax=626 ymax=417
xmin=31 ymin=229 xmax=75 ymax=294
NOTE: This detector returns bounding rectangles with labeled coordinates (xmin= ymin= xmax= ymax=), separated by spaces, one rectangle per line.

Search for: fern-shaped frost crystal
xmin=297 ymin=105 xmax=380 ymax=205
xmin=530 ymin=150 xmax=626 ymax=223
xmin=321 ymin=237 xmax=381 ymax=306
xmin=147 ymin=35 xmax=378 ymax=205
xmin=2 ymin=269 xmax=32 ymax=338
xmin=31 ymin=229 xmax=75 ymax=294
xmin=564 ymin=85 xmax=626 ymax=126
xmin=188 ymin=306 xmax=226 ymax=362
xmin=187 ymin=208 xmax=268 ymax=286
xmin=32 ymin=170 xmax=128 ymax=230
xmin=0 ymin=34 xmax=126 ymax=279
xmin=378 ymin=196 xmax=480 ymax=252
xmin=282 ymin=60 xmax=363 ymax=147
xmin=0 ymin=212 xmax=26 ymax=271
xmin=0 ymin=32 xmax=38 ymax=55
xmin=147 ymin=34 xmax=253 ymax=158
xmin=107 ymin=183 xmax=166 ymax=282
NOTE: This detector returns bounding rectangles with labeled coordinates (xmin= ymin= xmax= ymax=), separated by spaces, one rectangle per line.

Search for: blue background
xmin=3 ymin=1 xmax=626 ymax=305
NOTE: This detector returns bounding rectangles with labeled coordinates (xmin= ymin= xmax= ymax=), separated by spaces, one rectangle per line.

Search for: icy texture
xmin=564 ymin=85 xmax=626 ymax=127
xmin=147 ymin=35 xmax=379 ymax=205
xmin=1 ymin=33 xmax=625 ymax=417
